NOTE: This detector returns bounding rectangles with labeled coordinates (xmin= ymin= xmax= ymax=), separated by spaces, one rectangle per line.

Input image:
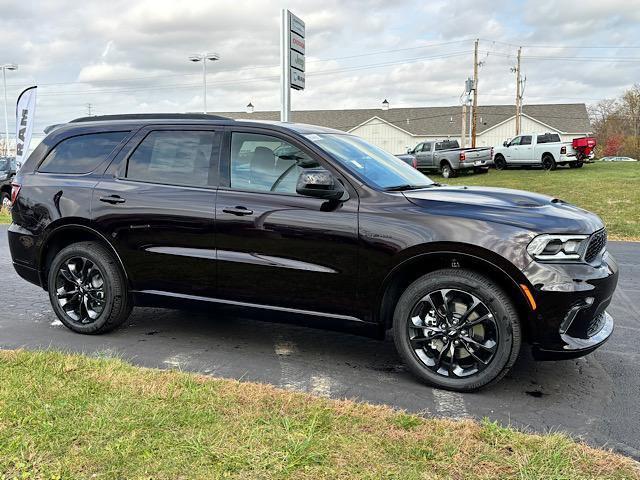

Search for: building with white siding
xmin=215 ymin=103 xmax=592 ymax=155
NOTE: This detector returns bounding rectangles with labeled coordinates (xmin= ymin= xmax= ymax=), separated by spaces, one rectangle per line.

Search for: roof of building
xmin=214 ymin=103 xmax=591 ymax=136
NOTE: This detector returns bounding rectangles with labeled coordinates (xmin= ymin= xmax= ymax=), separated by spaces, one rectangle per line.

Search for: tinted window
xmin=424 ymin=142 xmax=432 ymax=152
xmin=536 ymin=133 xmax=561 ymax=144
xmin=39 ymin=132 xmax=128 ymax=174
xmin=230 ymin=132 xmax=320 ymax=194
xmin=435 ymin=140 xmax=459 ymax=151
xmin=521 ymin=136 xmax=532 ymax=145
xmin=126 ymin=130 xmax=220 ymax=187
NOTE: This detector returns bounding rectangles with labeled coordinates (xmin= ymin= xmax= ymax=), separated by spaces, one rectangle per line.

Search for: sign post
xmin=280 ymin=9 xmax=305 ymax=122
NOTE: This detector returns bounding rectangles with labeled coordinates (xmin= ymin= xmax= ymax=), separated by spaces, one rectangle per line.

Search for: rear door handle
xmin=222 ymin=206 xmax=253 ymax=216
xmin=99 ymin=195 xmax=126 ymax=204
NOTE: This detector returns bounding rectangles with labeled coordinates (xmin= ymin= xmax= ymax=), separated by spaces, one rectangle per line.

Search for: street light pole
xmin=1 ymin=64 xmax=18 ymax=157
xmin=188 ymin=53 xmax=220 ymax=114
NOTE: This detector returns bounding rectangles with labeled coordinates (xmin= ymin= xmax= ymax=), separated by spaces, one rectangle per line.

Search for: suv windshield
xmin=306 ymin=133 xmax=433 ymax=190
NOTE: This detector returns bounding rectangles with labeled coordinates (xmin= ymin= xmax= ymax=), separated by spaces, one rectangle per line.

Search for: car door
xmin=214 ymin=127 xmax=360 ymax=318
xmin=505 ymin=136 xmax=521 ymax=163
xmin=415 ymin=142 xmax=432 ymax=168
xmin=92 ymin=125 xmax=221 ymax=297
xmin=518 ymin=135 xmax=533 ymax=163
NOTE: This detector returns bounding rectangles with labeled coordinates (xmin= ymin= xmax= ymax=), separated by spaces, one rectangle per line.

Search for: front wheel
xmin=393 ymin=269 xmax=521 ymax=391
xmin=441 ymin=162 xmax=458 ymax=178
xmin=48 ymin=242 xmax=132 ymax=334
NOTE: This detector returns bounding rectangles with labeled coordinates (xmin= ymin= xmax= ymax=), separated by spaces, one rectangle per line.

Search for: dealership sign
xmin=288 ymin=12 xmax=305 ymax=91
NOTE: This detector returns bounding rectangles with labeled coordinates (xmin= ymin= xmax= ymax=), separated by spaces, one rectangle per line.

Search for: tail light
xmin=412 ymin=157 xmax=418 ymax=169
xmin=560 ymin=146 xmax=567 ymax=154
xmin=10 ymin=182 xmax=21 ymax=206
xmin=460 ymin=152 xmax=466 ymax=161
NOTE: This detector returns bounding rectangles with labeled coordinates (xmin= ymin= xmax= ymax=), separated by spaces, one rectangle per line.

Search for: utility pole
xmin=515 ymin=46 xmax=522 ymax=135
xmin=471 ymin=39 xmax=479 ymax=148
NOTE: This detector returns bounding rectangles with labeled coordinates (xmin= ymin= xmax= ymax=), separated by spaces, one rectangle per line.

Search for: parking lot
xmin=0 ymin=225 xmax=638 ymax=459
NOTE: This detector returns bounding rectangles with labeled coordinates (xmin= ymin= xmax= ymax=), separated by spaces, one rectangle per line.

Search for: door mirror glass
xmin=503 ymin=141 xmax=509 ymax=147
xmin=296 ymin=168 xmax=346 ymax=200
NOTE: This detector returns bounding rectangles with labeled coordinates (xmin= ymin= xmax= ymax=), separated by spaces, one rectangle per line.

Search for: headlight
xmin=527 ymin=234 xmax=589 ymax=261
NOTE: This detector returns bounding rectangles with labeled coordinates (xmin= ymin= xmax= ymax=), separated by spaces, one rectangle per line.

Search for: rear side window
xmin=521 ymin=136 xmax=532 ymax=145
xmin=39 ymin=132 xmax=129 ymax=174
xmin=126 ymin=130 xmax=220 ymax=187
xmin=536 ymin=133 xmax=561 ymax=144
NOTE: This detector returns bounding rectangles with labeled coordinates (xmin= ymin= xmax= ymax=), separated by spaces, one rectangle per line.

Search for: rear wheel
xmin=393 ymin=269 xmax=521 ymax=391
xmin=441 ymin=162 xmax=458 ymax=178
xmin=494 ymin=155 xmax=506 ymax=170
xmin=48 ymin=242 xmax=132 ymax=334
xmin=542 ymin=154 xmax=556 ymax=171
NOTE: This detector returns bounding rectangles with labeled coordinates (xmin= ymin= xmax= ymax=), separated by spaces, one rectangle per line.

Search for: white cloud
xmin=0 ymin=0 xmax=638 ymax=135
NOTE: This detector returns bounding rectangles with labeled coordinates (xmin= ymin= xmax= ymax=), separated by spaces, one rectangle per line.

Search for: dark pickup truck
xmin=397 ymin=140 xmax=493 ymax=178
xmin=0 ymin=157 xmax=16 ymax=209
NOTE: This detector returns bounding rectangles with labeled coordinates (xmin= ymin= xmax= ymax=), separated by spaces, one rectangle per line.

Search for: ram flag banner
xmin=15 ymin=85 xmax=37 ymax=170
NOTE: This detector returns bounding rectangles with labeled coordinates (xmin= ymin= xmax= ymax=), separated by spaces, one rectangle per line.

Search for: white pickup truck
xmin=492 ymin=133 xmax=593 ymax=170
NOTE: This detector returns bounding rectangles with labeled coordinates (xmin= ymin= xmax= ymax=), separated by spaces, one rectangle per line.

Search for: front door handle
xmin=222 ymin=206 xmax=253 ymax=216
xmin=99 ymin=195 xmax=126 ymax=204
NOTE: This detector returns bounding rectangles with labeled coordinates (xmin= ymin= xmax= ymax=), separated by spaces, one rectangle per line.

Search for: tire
xmin=47 ymin=241 xmax=132 ymax=334
xmin=393 ymin=269 xmax=521 ymax=392
xmin=1 ymin=191 xmax=10 ymax=210
xmin=473 ymin=167 xmax=489 ymax=174
xmin=542 ymin=154 xmax=556 ymax=171
xmin=494 ymin=155 xmax=506 ymax=170
xmin=441 ymin=162 xmax=458 ymax=178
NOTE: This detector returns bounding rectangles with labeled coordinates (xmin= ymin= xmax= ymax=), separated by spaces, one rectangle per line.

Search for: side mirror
xmin=296 ymin=168 xmax=346 ymax=201
xmin=503 ymin=141 xmax=509 ymax=147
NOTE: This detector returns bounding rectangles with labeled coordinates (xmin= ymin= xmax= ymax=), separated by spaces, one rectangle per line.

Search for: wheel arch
xmin=38 ymin=221 xmax=129 ymax=289
xmin=377 ymin=246 xmax=533 ymax=341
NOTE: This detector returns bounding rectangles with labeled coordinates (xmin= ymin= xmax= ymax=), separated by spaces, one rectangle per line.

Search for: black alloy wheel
xmin=542 ymin=154 xmax=556 ymax=171
xmin=494 ymin=156 xmax=506 ymax=170
xmin=393 ymin=269 xmax=521 ymax=391
xmin=48 ymin=242 xmax=132 ymax=334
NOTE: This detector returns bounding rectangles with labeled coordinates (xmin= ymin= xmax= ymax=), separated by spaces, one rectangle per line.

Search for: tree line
xmin=589 ymin=84 xmax=640 ymax=159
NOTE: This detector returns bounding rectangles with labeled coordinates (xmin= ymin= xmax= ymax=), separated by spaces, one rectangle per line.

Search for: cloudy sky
xmin=1 ymin=0 xmax=639 ymax=136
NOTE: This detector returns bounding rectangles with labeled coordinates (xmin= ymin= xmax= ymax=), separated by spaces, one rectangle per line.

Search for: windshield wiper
xmin=383 ymin=184 xmax=433 ymax=192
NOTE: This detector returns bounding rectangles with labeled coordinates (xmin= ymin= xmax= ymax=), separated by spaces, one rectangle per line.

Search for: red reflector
xmin=10 ymin=183 xmax=21 ymax=205
xmin=460 ymin=152 xmax=466 ymax=161
xmin=412 ymin=158 xmax=418 ymax=169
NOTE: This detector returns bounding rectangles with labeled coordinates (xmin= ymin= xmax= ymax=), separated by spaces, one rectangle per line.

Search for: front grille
xmin=584 ymin=229 xmax=607 ymax=263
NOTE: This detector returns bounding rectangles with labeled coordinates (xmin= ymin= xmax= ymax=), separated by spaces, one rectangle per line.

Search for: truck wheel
xmin=47 ymin=241 xmax=132 ymax=335
xmin=542 ymin=154 xmax=556 ymax=171
xmin=441 ymin=162 xmax=457 ymax=178
xmin=494 ymin=155 xmax=506 ymax=170
xmin=393 ymin=269 xmax=521 ymax=392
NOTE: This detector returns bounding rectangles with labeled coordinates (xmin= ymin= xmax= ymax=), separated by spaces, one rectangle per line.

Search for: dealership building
xmin=217 ymin=103 xmax=592 ymax=155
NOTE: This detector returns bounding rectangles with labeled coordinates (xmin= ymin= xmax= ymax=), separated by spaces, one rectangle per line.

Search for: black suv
xmin=8 ymin=114 xmax=618 ymax=391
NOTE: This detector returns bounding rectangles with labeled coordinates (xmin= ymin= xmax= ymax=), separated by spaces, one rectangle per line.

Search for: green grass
xmin=1 ymin=350 xmax=638 ymax=479
xmin=442 ymin=162 xmax=640 ymax=241
xmin=0 ymin=208 xmax=10 ymax=224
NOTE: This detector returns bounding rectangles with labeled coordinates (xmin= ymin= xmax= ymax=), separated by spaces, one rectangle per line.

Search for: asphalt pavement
xmin=0 ymin=225 xmax=638 ymax=459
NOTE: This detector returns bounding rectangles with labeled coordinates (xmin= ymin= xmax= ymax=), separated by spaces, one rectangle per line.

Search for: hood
xmin=403 ymin=185 xmax=604 ymax=234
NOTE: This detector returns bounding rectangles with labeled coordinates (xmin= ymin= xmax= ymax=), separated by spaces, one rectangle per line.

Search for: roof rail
xmin=69 ymin=113 xmax=230 ymax=123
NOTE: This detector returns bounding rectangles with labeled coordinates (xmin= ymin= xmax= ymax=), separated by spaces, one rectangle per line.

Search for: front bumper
xmin=522 ymin=251 xmax=618 ymax=360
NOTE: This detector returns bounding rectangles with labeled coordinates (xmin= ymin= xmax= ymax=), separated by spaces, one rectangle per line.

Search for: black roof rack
xmin=69 ymin=113 xmax=230 ymax=123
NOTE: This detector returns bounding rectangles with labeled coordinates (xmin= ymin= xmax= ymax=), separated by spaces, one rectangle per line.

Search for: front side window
xmin=126 ymin=130 xmax=220 ymax=187
xmin=307 ymin=133 xmax=434 ymax=190
xmin=230 ymin=132 xmax=320 ymax=194
xmin=39 ymin=131 xmax=129 ymax=174
xmin=510 ymin=136 xmax=521 ymax=146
